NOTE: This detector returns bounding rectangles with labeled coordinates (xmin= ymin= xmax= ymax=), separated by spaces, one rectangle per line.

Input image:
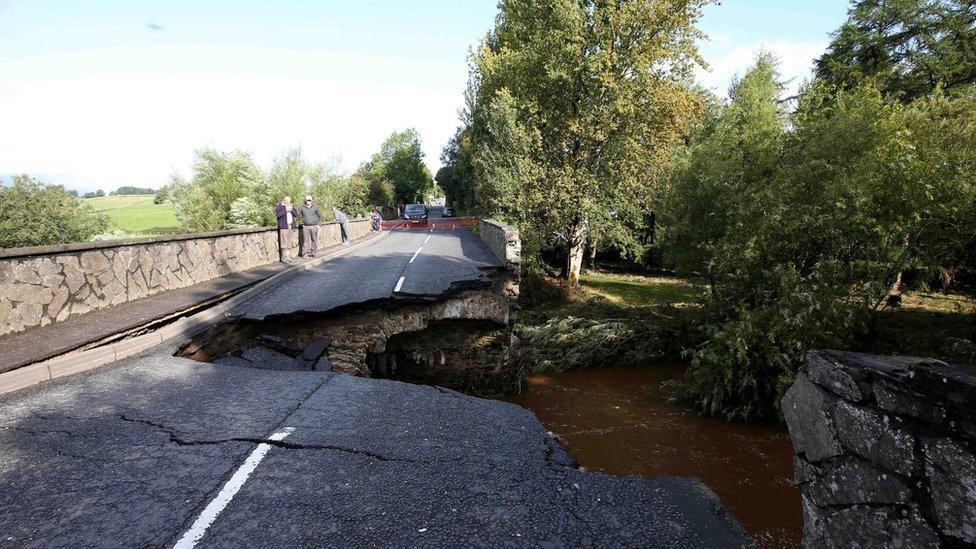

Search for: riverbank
xmin=517 ymin=267 xmax=976 ymax=402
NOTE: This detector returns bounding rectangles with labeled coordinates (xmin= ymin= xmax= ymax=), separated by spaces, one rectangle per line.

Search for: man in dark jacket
xmin=298 ymin=195 xmax=323 ymax=257
xmin=275 ymin=196 xmax=298 ymax=262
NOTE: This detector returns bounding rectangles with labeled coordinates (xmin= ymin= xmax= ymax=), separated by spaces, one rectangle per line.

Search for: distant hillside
xmin=111 ymin=186 xmax=155 ymax=195
xmin=82 ymin=195 xmax=181 ymax=235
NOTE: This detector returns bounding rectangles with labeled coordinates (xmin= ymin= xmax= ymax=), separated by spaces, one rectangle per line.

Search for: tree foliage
xmin=111 ymin=186 xmax=155 ymax=196
xmin=227 ymin=196 xmax=265 ymax=229
xmin=357 ymin=129 xmax=434 ymax=206
xmin=310 ymin=172 xmax=370 ymax=219
xmin=458 ymin=0 xmax=710 ymax=280
xmin=436 ymin=129 xmax=477 ymax=213
xmin=816 ymin=0 xmax=976 ymax=101
xmin=0 ymin=175 xmax=109 ymax=248
xmin=168 ymin=147 xmax=373 ymax=232
xmin=663 ymin=54 xmax=786 ymax=277
xmin=664 ymin=55 xmax=976 ymax=420
xmin=169 ymin=149 xmax=263 ymax=232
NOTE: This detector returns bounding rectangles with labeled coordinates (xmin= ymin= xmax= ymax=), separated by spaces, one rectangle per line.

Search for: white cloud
xmin=696 ymin=39 xmax=829 ymax=99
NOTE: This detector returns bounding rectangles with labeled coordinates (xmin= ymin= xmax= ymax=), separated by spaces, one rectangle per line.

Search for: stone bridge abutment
xmin=782 ymin=350 xmax=976 ymax=547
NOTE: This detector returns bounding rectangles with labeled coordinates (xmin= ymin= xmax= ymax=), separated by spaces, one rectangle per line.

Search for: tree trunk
xmin=884 ymin=270 xmax=905 ymax=308
xmin=565 ymin=220 xmax=588 ymax=284
xmin=874 ymin=234 xmax=912 ymax=311
xmin=587 ymin=237 xmax=598 ymax=268
xmin=566 ymin=240 xmax=585 ymax=285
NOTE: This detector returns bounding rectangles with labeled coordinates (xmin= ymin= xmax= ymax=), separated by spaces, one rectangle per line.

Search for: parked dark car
xmin=442 ymin=207 xmax=456 ymax=218
xmin=403 ymin=203 xmax=428 ymax=221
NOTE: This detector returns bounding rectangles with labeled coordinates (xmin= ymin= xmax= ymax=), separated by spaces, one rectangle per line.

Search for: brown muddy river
xmin=505 ymin=364 xmax=801 ymax=548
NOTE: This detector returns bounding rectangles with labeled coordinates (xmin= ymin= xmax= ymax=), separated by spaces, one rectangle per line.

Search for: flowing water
xmin=505 ymin=365 xmax=802 ymax=548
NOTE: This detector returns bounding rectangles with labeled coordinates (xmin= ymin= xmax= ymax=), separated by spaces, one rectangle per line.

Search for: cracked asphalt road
xmin=0 ymin=353 xmax=751 ymax=547
xmin=236 ymin=228 xmax=501 ymax=321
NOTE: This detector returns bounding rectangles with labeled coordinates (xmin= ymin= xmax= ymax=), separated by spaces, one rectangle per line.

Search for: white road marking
xmin=173 ymin=427 xmax=295 ymax=549
xmin=424 ymin=234 xmax=431 ymax=244
xmin=394 ymin=276 xmax=405 ymax=293
xmin=409 ymin=247 xmax=423 ymax=264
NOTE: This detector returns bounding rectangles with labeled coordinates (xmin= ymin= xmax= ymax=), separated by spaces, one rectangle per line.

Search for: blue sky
xmin=0 ymin=0 xmax=851 ymax=192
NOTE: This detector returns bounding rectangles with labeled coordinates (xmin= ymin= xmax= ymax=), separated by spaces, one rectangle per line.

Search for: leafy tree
xmin=436 ymin=128 xmax=477 ymax=213
xmin=464 ymin=0 xmax=709 ymax=282
xmin=358 ymin=129 xmax=435 ymax=206
xmin=663 ymin=54 xmax=786 ymax=282
xmin=367 ymin=177 xmax=395 ymax=209
xmin=816 ymin=0 xmax=976 ymax=101
xmin=154 ymin=184 xmax=171 ymax=204
xmin=0 ymin=175 xmax=109 ymax=247
xmin=388 ymin=145 xmax=434 ymax=204
xmin=310 ymin=172 xmax=370 ymax=218
xmin=665 ymin=59 xmax=976 ymax=420
xmin=82 ymin=190 xmax=105 ymax=198
xmin=169 ymin=149 xmax=263 ymax=232
xmin=256 ymin=148 xmax=321 ymax=225
xmin=228 ymin=196 xmax=265 ymax=229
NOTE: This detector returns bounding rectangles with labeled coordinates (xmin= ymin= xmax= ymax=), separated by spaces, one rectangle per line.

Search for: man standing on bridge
xmin=275 ymin=196 xmax=298 ymax=263
xmin=298 ymin=195 xmax=323 ymax=258
xmin=332 ymin=207 xmax=351 ymax=245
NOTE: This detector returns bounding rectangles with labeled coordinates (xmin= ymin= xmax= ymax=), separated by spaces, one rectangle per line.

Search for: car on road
xmin=442 ymin=207 xmax=456 ymax=218
xmin=403 ymin=203 xmax=428 ymax=220
xmin=402 ymin=203 xmax=428 ymax=227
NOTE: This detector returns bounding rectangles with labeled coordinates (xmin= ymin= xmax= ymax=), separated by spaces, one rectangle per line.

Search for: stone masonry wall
xmin=782 ymin=350 xmax=976 ymax=547
xmin=0 ymin=220 xmax=372 ymax=338
xmin=478 ymin=219 xmax=521 ymax=300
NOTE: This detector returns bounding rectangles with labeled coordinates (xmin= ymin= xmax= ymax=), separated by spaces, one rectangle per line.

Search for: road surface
xmin=238 ymin=227 xmax=500 ymax=320
xmin=0 ymin=354 xmax=750 ymax=547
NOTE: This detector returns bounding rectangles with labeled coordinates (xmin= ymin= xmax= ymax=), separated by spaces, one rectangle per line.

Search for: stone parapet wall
xmin=478 ymin=219 xmax=521 ymax=300
xmin=0 ymin=220 xmax=372 ymax=337
xmin=782 ymin=350 xmax=976 ymax=547
xmin=343 ymin=219 xmax=372 ymax=241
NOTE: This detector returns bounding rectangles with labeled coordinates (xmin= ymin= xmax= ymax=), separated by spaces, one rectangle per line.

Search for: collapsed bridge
xmin=0 ymin=212 xmax=750 ymax=547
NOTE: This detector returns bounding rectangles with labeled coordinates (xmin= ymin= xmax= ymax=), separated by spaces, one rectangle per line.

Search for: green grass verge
xmin=81 ymin=195 xmax=182 ymax=235
xmin=579 ymin=271 xmax=705 ymax=307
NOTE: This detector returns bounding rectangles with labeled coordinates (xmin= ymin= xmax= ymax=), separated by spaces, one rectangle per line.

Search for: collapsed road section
xmin=179 ymin=290 xmax=520 ymax=395
xmin=0 ymin=224 xmax=754 ymax=546
xmin=175 ymin=224 xmax=524 ymax=395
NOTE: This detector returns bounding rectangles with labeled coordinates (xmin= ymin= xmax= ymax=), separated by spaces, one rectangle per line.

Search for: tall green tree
xmin=0 ymin=175 xmax=109 ymax=247
xmin=816 ymin=0 xmax=976 ymax=100
xmin=358 ymin=129 xmax=434 ymax=206
xmin=663 ymin=54 xmax=787 ymax=283
xmin=436 ymin=128 xmax=477 ymax=213
xmin=466 ymin=0 xmax=710 ymax=282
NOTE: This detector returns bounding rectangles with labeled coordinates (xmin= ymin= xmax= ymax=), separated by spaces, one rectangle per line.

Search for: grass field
xmin=580 ymin=271 xmax=705 ymax=307
xmin=81 ymin=195 xmax=182 ymax=235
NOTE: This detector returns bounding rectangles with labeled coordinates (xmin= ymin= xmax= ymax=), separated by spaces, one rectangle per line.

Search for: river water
xmin=505 ymin=364 xmax=801 ymax=548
